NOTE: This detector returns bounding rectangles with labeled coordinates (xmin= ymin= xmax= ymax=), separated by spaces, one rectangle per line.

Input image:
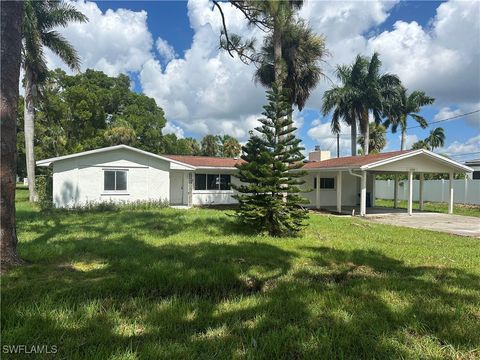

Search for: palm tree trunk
xmin=24 ymin=69 xmax=38 ymax=202
xmin=362 ymin=109 xmax=369 ymax=155
xmin=400 ymin=127 xmax=406 ymax=151
xmin=1 ymin=0 xmax=24 ymax=272
xmin=350 ymin=120 xmax=357 ymax=156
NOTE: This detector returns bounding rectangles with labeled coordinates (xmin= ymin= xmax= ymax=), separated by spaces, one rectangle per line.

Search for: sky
xmin=46 ymin=0 xmax=480 ymax=161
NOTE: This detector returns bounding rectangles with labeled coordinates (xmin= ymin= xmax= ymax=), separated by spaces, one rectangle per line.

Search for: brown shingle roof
xmin=302 ymin=150 xmax=413 ymax=169
xmin=164 ymin=155 xmax=245 ymax=168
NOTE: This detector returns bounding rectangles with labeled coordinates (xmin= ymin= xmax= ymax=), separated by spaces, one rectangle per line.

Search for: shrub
xmin=36 ymin=175 xmax=53 ymax=211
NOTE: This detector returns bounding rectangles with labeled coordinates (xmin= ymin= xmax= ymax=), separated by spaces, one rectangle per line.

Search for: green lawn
xmin=375 ymin=198 xmax=480 ymax=217
xmin=2 ymin=187 xmax=480 ymax=359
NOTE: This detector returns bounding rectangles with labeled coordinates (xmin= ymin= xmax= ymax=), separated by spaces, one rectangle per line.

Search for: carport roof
xmin=303 ymin=149 xmax=473 ymax=173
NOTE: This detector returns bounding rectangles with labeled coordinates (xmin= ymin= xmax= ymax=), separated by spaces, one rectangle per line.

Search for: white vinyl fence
xmin=375 ymin=179 xmax=480 ymax=205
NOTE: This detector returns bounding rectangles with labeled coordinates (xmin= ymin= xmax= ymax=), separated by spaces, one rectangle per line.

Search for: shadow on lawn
xmin=3 ymin=207 xmax=480 ymax=359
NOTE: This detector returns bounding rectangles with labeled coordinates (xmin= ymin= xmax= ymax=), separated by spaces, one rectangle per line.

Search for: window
xmin=314 ymin=177 xmax=335 ymax=189
xmin=195 ymin=173 xmax=207 ymax=190
xmin=104 ymin=170 xmax=127 ymax=191
xmin=194 ymin=173 xmax=231 ymax=190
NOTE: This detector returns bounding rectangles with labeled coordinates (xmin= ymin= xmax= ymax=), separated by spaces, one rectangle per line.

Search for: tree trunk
xmin=350 ymin=120 xmax=357 ymax=156
xmin=273 ymin=20 xmax=282 ymax=84
xmin=362 ymin=109 xmax=369 ymax=155
xmin=400 ymin=127 xmax=406 ymax=151
xmin=1 ymin=0 xmax=24 ymax=272
xmin=24 ymin=69 xmax=38 ymax=202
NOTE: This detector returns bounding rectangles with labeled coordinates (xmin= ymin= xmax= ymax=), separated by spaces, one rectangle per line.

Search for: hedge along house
xmin=37 ymin=145 xmax=472 ymax=215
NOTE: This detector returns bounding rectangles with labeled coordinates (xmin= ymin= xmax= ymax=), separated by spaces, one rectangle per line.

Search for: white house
xmin=37 ymin=145 xmax=472 ymax=215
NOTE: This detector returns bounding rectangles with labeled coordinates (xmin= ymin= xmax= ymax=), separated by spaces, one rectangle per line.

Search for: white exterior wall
xmin=375 ymin=179 xmax=480 ymax=205
xmin=300 ymin=171 xmax=373 ymax=207
xmin=192 ymin=170 xmax=240 ymax=206
xmin=52 ymin=148 xmax=171 ymax=208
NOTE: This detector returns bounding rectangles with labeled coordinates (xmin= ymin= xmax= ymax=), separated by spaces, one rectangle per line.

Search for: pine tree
xmin=233 ymin=83 xmax=308 ymax=236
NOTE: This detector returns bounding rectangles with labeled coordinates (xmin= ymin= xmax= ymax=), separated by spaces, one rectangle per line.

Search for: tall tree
xmin=357 ymin=53 xmax=400 ymax=155
xmin=322 ymin=63 xmax=363 ymax=156
xmin=233 ymin=82 xmax=307 ymax=236
xmin=358 ymin=122 xmax=387 ymax=154
xmin=384 ymin=85 xmax=434 ymax=150
xmin=426 ymin=127 xmax=445 ymax=151
xmin=218 ymin=135 xmax=241 ymax=157
xmin=255 ymin=18 xmax=326 ymax=111
xmin=22 ymin=0 xmax=87 ymax=201
xmin=1 ymin=1 xmax=24 ymax=271
xmin=201 ymin=135 xmax=220 ymax=157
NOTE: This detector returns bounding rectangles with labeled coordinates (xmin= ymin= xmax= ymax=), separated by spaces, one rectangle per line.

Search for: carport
xmin=303 ymin=149 xmax=473 ymax=216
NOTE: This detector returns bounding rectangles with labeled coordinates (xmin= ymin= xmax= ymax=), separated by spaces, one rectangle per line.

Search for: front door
xmin=170 ymin=172 xmax=184 ymax=205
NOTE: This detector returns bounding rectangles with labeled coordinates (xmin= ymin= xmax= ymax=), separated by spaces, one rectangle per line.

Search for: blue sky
xmin=49 ymin=1 xmax=480 ymax=161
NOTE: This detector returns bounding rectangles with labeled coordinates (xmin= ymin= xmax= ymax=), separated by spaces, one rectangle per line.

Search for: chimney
xmin=309 ymin=146 xmax=331 ymax=162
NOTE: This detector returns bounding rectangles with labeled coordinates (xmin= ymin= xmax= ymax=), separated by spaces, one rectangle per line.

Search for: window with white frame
xmin=314 ymin=177 xmax=335 ymax=189
xmin=104 ymin=170 xmax=127 ymax=191
xmin=194 ymin=173 xmax=231 ymax=190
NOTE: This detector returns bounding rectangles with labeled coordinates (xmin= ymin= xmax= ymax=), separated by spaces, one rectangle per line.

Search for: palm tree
xmin=322 ymin=62 xmax=365 ymax=156
xmin=356 ymin=53 xmax=400 ymax=155
xmin=426 ymin=127 xmax=445 ymax=151
xmin=384 ymin=85 xmax=434 ymax=150
xmin=358 ymin=122 xmax=387 ymax=154
xmin=255 ymin=18 xmax=327 ymax=112
xmin=22 ymin=0 xmax=87 ymax=201
xmin=1 ymin=0 xmax=24 ymax=271
xmin=201 ymin=135 xmax=220 ymax=157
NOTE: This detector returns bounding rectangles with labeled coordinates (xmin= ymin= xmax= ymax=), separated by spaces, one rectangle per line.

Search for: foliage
xmin=255 ymin=18 xmax=327 ymax=111
xmin=409 ymin=127 xmax=446 ymax=151
xmin=218 ymin=135 xmax=241 ymax=157
xmin=233 ymin=84 xmax=308 ymax=236
xmin=383 ymin=85 xmax=434 ymax=150
xmin=201 ymin=134 xmax=220 ymax=157
xmin=323 ymin=53 xmax=400 ymax=155
xmin=36 ymin=175 xmax=53 ymax=211
xmin=4 ymin=186 xmax=480 ymax=358
xmin=427 ymin=127 xmax=446 ymax=151
xmin=358 ymin=122 xmax=387 ymax=154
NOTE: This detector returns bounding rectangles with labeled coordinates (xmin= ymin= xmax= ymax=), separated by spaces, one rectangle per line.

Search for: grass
xmin=2 ymin=187 xmax=480 ymax=359
xmin=375 ymin=198 xmax=480 ymax=217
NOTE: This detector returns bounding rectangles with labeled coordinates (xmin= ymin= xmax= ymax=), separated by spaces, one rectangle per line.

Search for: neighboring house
xmin=465 ymin=159 xmax=480 ymax=179
xmin=37 ymin=145 xmax=472 ymax=215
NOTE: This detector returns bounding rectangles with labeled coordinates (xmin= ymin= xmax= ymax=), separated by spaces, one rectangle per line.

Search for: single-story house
xmin=465 ymin=158 xmax=480 ymax=180
xmin=37 ymin=144 xmax=472 ymax=215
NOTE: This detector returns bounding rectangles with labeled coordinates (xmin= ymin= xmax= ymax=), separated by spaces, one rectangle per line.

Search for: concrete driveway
xmin=366 ymin=212 xmax=480 ymax=237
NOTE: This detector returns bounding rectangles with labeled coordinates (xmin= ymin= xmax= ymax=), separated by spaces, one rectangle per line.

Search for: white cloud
xmin=45 ymin=1 xmax=153 ymax=76
xmin=156 ymin=37 xmax=177 ymax=63
xmin=434 ymin=107 xmax=462 ymax=121
xmin=139 ymin=0 xmax=266 ymax=141
xmin=163 ymin=121 xmax=185 ymax=138
xmin=307 ymin=118 xmax=353 ymax=156
xmin=441 ymin=134 xmax=480 ymax=157
xmin=403 ymin=134 xmax=419 ymax=149
xmin=43 ymin=0 xmax=479 ymax=143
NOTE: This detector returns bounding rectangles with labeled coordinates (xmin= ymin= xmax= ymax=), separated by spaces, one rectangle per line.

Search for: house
xmin=465 ymin=159 xmax=480 ymax=179
xmin=37 ymin=145 xmax=472 ymax=215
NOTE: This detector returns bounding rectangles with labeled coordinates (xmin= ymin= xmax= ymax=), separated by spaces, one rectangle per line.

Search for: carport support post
xmin=336 ymin=171 xmax=342 ymax=213
xmin=407 ymin=170 xmax=413 ymax=215
xmin=448 ymin=171 xmax=454 ymax=214
xmin=393 ymin=174 xmax=399 ymax=208
xmin=316 ymin=174 xmax=320 ymax=209
xmin=360 ymin=171 xmax=367 ymax=216
xmin=419 ymin=172 xmax=424 ymax=211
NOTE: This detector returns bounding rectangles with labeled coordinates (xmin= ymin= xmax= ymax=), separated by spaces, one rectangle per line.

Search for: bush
xmin=36 ymin=175 xmax=53 ymax=211
xmin=68 ymin=199 xmax=170 ymax=212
